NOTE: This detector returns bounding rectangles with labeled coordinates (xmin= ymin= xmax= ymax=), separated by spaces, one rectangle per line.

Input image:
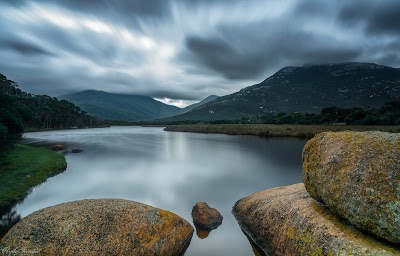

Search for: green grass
xmin=0 ymin=144 xmax=67 ymax=209
xmin=164 ymin=124 xmax=400 ymax=138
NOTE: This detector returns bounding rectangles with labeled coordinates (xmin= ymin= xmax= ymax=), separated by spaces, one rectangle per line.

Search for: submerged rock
xmin=1 ymin=199 xmax=193 ymax=256
xmin=192 ymin=202 xmax=223 ymax=230
xmin=303 ymin=131 xmax=400 ymax=243
xmin=51 ymin=144 xmax=65 ymax=151
xmin=232 ymin=183 xmax=399 ymax=256
xmin=71 ymin=148 xmax=83 ymax=153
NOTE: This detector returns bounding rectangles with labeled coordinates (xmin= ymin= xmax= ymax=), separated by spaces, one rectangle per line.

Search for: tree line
xmin=0 ymin=74 xmax=102 ymax=147
xmin=246 ymin=102 xmax=400 ymax=125
xmin=1 ymin=72 xmax=399 ymax=146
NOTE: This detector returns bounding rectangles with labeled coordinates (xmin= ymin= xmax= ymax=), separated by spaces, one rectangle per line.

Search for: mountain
xmin=181 ymin=95 xmax=219 ymax=113
xmin=167 ymin=62 xmax=400 ymax=121
xmin=59 ymin=90 xmax=182 ymax=121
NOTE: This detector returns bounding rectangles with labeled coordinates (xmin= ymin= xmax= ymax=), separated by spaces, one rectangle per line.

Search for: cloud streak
xmin=0 ymin=0 xmax=399 ymax=106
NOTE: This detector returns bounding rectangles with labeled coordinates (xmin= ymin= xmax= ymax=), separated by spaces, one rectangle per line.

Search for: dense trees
xmin=247 ymin=102 xmax=400 ymax=125
xmin=0 ymin=74 xmax=101 ymax=147
xmin=1 ymin=72 xmax=398 ymax=146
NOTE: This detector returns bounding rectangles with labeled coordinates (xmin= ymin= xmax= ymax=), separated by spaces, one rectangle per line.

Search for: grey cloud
xmin=147 ymin=90 xmax=199 ymax=101
xmin=186 ymin=36 xmax=270 ymax=80
xmin=14 ymin=0 xmax=169 ymax=18
xmin=39 ymin=0 xmax=171 ymax=28
xmin=0 ymin=0 xmax=399 ymax=105
xmin=0 ymin=39 xmax=54 ymax=56
xmin=338 ymin=1 xmax=400 ymax=35
xmin=0 ymin=0 xmax=26 ymax=6
xmin=185 ymin=20 xmax=363 ymax=80
xmin=293 ymin=0 xmax=334 ymax=17
xmin=30 ymin=25 xmax=123 ymax=66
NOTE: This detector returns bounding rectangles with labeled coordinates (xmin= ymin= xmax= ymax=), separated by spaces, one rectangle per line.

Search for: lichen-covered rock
xmin=232 ymin=183 xmax=400 ymax=256
xmin=191 ymin=202 xmax=223 ymax=230
xmin=0 ymin=199 xmax=193 ymax=256
xmin=302 ymin=131 xmax=400 ymax=243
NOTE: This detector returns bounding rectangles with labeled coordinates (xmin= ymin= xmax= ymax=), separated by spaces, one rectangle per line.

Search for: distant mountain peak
xmin=300 ymin=62 xmax=395 ymax=71
xmin=165 ymin=62 xmax=400 ymax=121
xmin=59 ymin=90 xmax=181 ymax=121
xmin=181 ymin=95 xmax=219 ymax=114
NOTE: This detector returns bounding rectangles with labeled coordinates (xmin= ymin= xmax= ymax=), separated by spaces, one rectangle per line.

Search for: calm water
xmin=2 ymin=126 xmax=306 ymax=255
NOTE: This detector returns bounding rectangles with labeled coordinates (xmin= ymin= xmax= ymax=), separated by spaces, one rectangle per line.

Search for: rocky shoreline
xmin=233 ymin=131 xmax=400 ymax=255
xmin=1 ymin=131 xmax=399 ymax=255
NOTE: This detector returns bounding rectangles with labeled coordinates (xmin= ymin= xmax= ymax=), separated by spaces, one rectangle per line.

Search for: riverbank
xmin=0 ymin=144 xmax=67 ymax=210
xmin=24 ymin=125 xmax=111 ymax=133
xmin=164 ymin=124 xmax=400 ymax=138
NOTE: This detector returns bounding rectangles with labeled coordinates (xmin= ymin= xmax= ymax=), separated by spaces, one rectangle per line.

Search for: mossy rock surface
xmin=232 ymin=183 xmax=400 ymax=256
xmin=303 ymin=131 xmax=400 ymax=243
xmin=0 ymin=199 xmax=193 ymax=256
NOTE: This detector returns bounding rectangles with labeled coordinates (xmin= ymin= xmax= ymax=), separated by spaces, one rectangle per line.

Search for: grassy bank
xmin=0 ymin=144 xmax=67 ymax=209
xmin=164 ymin=124 xmax=400 ymax=138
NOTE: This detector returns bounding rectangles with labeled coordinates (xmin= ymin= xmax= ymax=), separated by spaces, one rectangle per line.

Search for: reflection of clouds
xmin=16 ymin=127 xmax=304 ymax=255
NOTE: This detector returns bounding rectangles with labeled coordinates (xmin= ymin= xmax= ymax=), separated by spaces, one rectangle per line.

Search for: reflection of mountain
xmin=0 ymin=207 xmax=21 ymax=239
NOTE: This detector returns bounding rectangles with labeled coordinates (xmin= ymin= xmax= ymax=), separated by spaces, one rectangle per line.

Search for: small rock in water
xmin=192 ymin=202 xmax=223 ymax=231
xmin=51 ymin=144 xmax=65 ymax=151
xmin=71 ymin=148 xmax=83 ymax=153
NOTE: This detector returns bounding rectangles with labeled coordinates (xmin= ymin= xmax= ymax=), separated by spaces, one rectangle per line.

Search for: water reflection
xmin=195 ymin=225 xmax=211 ymax=239
xmin=0 ymin=204 xmax=20 ymax=240
xmin=3 ymin=127 xmax=305 ymax=255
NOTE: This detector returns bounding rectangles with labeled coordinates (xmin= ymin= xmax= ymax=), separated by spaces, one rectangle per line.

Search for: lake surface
xmin=1 ymin=126 xmax=306 ymax=255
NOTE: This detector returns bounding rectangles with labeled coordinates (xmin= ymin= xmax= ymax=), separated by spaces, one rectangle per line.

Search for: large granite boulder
xmin=303 ymin=131 xmax=400 ymax=243
xmin=232 ymin=183 xmax=399 ymax=256
xmin=191 ymin=202 xmax=223 ymax=231
xmin=1 ymin=199 xmax=193 ymax=256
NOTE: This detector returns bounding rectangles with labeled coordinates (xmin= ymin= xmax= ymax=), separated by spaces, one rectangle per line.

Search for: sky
xmin=0 ymin=0 xmax=399 ymax=107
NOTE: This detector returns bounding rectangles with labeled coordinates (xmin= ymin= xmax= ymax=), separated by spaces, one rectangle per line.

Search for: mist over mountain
xmin=166 ymin=62 xmax=400 ymax=121
xmin=181 ymin=95 xmax=219 ymax=113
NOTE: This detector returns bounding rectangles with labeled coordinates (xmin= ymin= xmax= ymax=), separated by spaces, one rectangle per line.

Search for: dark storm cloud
xmin=0 ymin=0 xmax=399 ymax=106
xmin=0 ymin=39 xmax=54 ymax=56
xmin=185 ymin=20 xmax=362 ymax=80
xmin=9 ymin=0 xmax=169 ymax=18
xmin=41 ymin=0 xmax=171 ymax=31
xmin=338 ymin=1 xmax=400 ymax=35
xmin=30 ymin=25 xmax=123 ymax=66
xmin=186 ymin=36 xmax=269 ymax=80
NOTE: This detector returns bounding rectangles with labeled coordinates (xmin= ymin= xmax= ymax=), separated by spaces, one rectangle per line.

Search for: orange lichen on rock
xmin=232 ymin=183 xmax=400 ymax=256
xmin=0 ymin=199 xmax=194 ymax=256
xmin=303 ymin=131 xmax=400 ymax=243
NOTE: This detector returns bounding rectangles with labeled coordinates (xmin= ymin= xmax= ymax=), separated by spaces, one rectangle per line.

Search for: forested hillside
xmin=0 ymin=74 xmax=101 ymax=147
xmin=59 ymin=90 xmax=182 ymax=121
xmin=167 ymin=63 xmax=400 ymax=121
